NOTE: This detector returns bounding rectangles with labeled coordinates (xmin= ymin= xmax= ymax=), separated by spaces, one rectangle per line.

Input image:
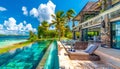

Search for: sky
xmin=0 ymin=0 xmax=97 ymax=35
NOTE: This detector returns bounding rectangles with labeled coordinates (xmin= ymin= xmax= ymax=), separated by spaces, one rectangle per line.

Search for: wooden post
xmin=72 ymin=21 xmax=76 ymax=40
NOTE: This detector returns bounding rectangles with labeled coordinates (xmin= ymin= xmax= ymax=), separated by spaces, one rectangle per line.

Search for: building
xmin=72 ymin=1 xmax=120 ymax=68
xmin=73 ymin=0 xmax=120 ymax=49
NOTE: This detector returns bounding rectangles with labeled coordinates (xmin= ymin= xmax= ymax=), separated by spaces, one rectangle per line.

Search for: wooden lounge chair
xmin=73 ymin=42 xmax=88 ymax=50
xmin=68 ymin=43 xmax=100 ymax=61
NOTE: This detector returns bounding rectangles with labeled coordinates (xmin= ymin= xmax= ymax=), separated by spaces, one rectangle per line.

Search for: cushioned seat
xmin=68 ymin=44 xmax=99 ymax=60
xmin=84 ymin=44 xmax=98 ymax=54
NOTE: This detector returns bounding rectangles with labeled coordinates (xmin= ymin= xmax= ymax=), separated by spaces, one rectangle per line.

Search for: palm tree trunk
xmin=62 ymin=30 xmax=65 ymax=37
xmin=58 ymin=26 xmax=61 ymax=40
xmin=58 ymin=29 xmax=61 ymax=41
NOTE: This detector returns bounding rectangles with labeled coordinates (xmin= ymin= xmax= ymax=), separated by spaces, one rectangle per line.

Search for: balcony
xmin=73 ymin=3 xmax=120 ymax=31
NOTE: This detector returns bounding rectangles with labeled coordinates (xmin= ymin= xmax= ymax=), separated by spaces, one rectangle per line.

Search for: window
xmin=111 ymin=21 xmax=120 ymax=49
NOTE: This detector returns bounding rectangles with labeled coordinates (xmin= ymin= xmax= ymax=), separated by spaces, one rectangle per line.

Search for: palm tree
xmin=41 ymin=20 xmax=49 ymax=30
xmin=66 ymin=9 xmax=75 ymax=22
xmin=38 ymin=21 xmax=49 ymax=39
xmin=41 ymin=21 xmax=49 ymax=38
xmin=29 ymin=30 xmax=37 ymax=41
xmin=66 ymin=9 xmax=75 ymax=39
xmin=37 ymin=26 xmax=44 ymax=39
xmin=51 ymin=11 xmax=66 ymax=40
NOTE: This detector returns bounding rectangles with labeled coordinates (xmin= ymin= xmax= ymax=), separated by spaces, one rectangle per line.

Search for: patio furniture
xmin=73 ymin=42 xmax=88 ymax=50
xmin=68 ymin=43 xmax=100 ymax=61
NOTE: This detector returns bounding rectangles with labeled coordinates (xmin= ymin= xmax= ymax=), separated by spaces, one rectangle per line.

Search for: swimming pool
xmin=44 ymin=40 xmax=59 ymax=69
xmin=0 ymin=40 xmax=51 ymax=69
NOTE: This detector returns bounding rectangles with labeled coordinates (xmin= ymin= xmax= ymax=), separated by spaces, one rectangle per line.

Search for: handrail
xmin=73 ymin=3 xmax=120 ymax=31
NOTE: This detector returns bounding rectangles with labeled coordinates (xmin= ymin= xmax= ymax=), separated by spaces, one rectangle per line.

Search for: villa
xmin=1 ymin=0 xmax=120 ymax=69
xmin=59 ymin=0 xmax=120 ymax=69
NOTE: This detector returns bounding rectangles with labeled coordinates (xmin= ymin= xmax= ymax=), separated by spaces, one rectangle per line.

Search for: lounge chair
xmin=68 ymin=44 xmax=100 ymax=61
xmin=73 ymin=41 xmax=88 ymax=50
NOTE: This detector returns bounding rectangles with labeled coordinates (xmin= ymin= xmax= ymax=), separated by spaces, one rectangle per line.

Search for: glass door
xmin=112 ymin=21 xmax=120 ymax=49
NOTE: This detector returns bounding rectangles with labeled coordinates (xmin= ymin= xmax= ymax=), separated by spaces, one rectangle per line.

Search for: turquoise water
xmin=0 ymin=40 xmax=27 ymax=47
xmin=44 ymin=41 xmax=59 ymax=69
xmin=0 ymin=36 xmax=28 ymax=47
xmin=0 ymin=40 xmax=51 ymax=69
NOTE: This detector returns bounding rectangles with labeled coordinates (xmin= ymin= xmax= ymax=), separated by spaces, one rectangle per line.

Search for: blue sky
xmin=0 ymin=0 xmax=93 ymax=35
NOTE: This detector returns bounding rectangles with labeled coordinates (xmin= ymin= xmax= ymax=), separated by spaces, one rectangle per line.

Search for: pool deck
xmin=57 ymin=41 xmax=74 ymax=69
xmin=57 ymin=41 xmax=115 ymax=69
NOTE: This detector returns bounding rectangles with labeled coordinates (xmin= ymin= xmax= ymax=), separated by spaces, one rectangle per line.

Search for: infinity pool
xmin=44 ymin=41 xmax=59 ymax=69
xmin=0 ymin=40 xmax=51 ymax=69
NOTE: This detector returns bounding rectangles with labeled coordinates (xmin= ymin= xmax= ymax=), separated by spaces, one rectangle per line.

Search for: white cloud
xmin=22 ymin=6 xmax=28 ymax=16
xmin=0 ymin=17 xmax=36 ymax=35
xmin=18 ymin=22 xmax=24 ymax=31
xmin=0 ymin=7 xmax=7 ymax=11
xmin=33 ymin=28 xmax=37 ymax=32
xmin=23 ymin=20 xmax=27 ymax=25
xmin=30 ymin=8 xmax=39 ymax=17
xmin=4 ymin=17 xmax=17 ymax=30
xmin=26 ymin=24 xmax=33 ymax=31
xmin=0 ymin=30 xmax=6 ymax=34
xmin=0 ymin=24 xmax=3 ymax=30
xmin=30 ymin=1 xmax=56 ymax=23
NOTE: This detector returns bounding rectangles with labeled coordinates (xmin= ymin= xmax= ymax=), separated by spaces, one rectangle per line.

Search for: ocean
xmin=0 ymin=35 xmax=28 ymax=47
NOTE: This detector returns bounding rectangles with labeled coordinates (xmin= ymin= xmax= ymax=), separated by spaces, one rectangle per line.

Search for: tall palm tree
xmin=66 ymin=9 xmax=75 ymax=22
xmin=66 ymin=9 xmax=75 ymax=39
xmin=66 ymin=9 xmax=75 ymax=31
xmin=38 ymin=21 xmax=49 ymax=39
xmin=41 ymin=21 xmax=49 ymax=38
xmin=37 ymin=26 xmax=44 ymax=39
xmin=51 ymin=11 xmax=66 ymax=40
xmin=41 ymin=21 xmax=49 ymax=29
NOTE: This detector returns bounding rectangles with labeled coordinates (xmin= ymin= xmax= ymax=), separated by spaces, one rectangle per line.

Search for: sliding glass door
xmin=111 ymin=21 xmax=120 ymax=49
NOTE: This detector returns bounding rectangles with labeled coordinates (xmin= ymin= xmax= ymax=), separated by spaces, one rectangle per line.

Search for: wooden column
xmin=72 ymin=21 xmax=76 ymax=40
xmin=79 ymin=28 xmax=81 ymax=41
xmin=107 ymin=0 xmax=112 ymax=9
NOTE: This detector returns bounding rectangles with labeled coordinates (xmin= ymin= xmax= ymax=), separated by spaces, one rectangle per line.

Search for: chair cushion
xmin=84 ymin=44 xmax=98 ymax=54
xmin=84 ymin=44 xmax=94 ymax=52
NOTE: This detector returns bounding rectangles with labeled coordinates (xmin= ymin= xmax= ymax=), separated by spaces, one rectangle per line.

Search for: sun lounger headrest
xmin=84 ymin=44 xmax=98 ymax=54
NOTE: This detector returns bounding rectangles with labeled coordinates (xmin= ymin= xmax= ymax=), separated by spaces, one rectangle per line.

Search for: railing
xmin=73 ymin=3 xmax=120 ymax=31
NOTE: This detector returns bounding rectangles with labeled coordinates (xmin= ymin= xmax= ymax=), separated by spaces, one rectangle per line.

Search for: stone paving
xmin=57 ymin=41 xmax=115 ymax=69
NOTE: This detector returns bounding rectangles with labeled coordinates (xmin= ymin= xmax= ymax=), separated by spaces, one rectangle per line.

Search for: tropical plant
xmin=66 ymin=9 xmax=75 ymax=22
xmin=47 ymin=30 xmax=57 ymax=38
xmin=29 ymin=31 xmax=37 ymax=41
xmin=41 ymin=21 xmax=49 ymax=38
xmin=51 ymin=11 xmax=66 ymax=40
xmin=37 ymin=26 xmax=44 ymax=39
xmin=38 ymin=21 xmax=49 ymax=38
xmin=41 ymin=21 xmax=49 ymax=30
xmin=66 ymin=9 xmax=75 ymax=39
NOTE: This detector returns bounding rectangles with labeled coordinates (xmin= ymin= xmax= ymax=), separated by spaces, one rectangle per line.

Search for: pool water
xmin=44 ymin=40 xmax=59 ymax=69
xmin=0 ymin=40 xmax=51 ymax=69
